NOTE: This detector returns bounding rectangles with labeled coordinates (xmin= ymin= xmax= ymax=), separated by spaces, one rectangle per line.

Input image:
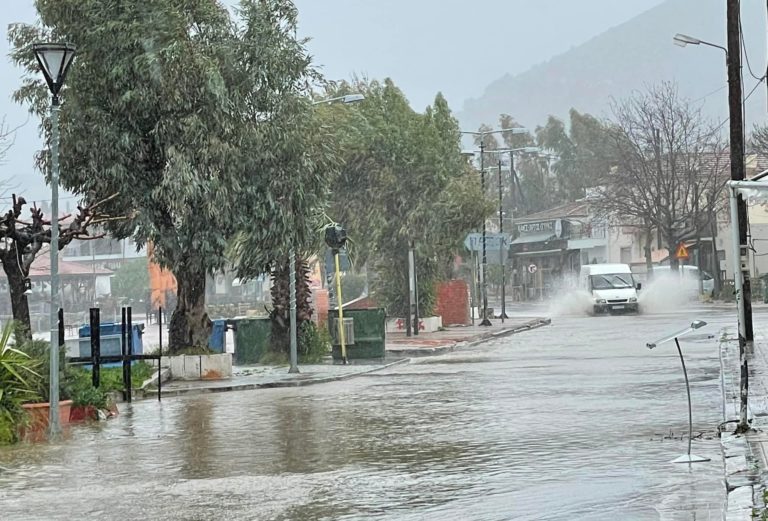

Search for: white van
xmin=579 ymin=264 xmax=641 ymax=314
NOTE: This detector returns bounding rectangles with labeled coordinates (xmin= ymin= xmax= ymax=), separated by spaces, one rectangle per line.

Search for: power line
xmin=740 ymin=17 xmax=765 ymax=81
xmin=712 ymin=76 xmax=766 ymax=134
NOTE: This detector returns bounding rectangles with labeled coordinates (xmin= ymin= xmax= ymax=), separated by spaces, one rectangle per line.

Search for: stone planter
xmin=69 ymin=405 xmax=97 ymax=423
xmin=168 ymin=353 xmax=232 ymax=381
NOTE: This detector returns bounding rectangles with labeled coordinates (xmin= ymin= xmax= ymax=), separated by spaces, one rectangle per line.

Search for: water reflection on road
xmin=0 ymin=310 xmax=730 ymax=520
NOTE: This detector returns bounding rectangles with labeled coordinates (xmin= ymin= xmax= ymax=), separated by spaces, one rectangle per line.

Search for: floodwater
xmin=0 ymin=310 xmax=731 ymax=520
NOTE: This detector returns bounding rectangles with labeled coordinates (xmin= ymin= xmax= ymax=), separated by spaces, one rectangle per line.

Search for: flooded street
xmin=0 ymin=310 xmax=731 ymax=520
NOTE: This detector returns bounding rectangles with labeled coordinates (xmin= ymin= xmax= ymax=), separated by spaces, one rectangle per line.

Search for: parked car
xmin=651 ymin=265 xmax=715 ymax=296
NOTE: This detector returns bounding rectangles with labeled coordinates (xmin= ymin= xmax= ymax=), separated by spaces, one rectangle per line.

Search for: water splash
xmin=638 ymin=272 xmax=699 ymax=314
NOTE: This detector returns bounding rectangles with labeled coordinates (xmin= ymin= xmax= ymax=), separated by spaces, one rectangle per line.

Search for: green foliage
xmin=321 ymin=80 xmax=490 ymax=316
xmin=258 ymin=350 xmax=288 ymax=366
xmin=111 ymin=259 xmax=150 ymax=305
xmin=99 ymin=362 xmax=155 ymax=392
xmin=11 ymin=0 xmax=335 ymax=350
xmin=298 ymin=321 xmax=330 ymax=363
xmin=339 ymin=272 xmax=367 ymax=301
xmin=0 ymin=323 xmax=42 ymax=444
xmin=18 ymin=339 xmax=62 ymax=403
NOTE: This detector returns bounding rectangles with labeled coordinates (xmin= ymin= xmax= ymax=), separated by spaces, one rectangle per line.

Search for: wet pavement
xmin=0 ymin=307 xmax=734 ymax=520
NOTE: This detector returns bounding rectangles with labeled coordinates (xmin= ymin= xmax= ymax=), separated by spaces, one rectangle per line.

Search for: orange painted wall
xmin=147 ymin=243 xmax=177 ymax=309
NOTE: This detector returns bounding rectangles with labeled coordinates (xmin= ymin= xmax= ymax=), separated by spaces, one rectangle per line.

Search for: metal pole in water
xmin=334 ymin=251 xmax=347 ymax=364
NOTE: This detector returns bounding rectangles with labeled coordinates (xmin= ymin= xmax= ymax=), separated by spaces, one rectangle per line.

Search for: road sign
xmin=528 ymin=264 xmax=538 ymax=274
xmin=463 ymin=233 xmax=509 ymax=252
xmin=675 ymin=243 xmax=690 ymax=260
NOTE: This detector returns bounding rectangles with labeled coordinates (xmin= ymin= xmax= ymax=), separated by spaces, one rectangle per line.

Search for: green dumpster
xmin=232 ymin=317 xmax=271 ymax=364
xmin=328 ymin=308 xmax=386 ymax=360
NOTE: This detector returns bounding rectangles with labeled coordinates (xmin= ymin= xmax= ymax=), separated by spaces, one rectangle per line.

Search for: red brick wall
xmin=313 ymin=288 xmax=329 ymax=325
xmin=435 ymin=279 xmax=470 ymax=326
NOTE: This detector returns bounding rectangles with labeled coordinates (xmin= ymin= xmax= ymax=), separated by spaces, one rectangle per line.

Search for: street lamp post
xmin=277 ymin=93 xmax=367 ymax=373
xmin=646 ymin=320 xmax=710 ymax=464
xmin=33 ymin=42 xmax=76 ymax=438
xmin=673 ymin=28 xmax=752 ymax=343
xmin=461 ymin=128 xmax=527 ymax=326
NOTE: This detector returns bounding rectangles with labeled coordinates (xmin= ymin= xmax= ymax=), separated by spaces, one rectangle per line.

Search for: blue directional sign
xmin=463 ymin=233 xmax=509 ymax=252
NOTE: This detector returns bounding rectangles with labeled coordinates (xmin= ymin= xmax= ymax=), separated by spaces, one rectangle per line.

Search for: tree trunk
xmin=1 ymin=248 xmax=32 ymax=343
xmin=644 ymin=225 xmax=654 ymax=278
xmin=269 ymin=255 xmax=313 ymax=355
xmin=168 ymin=263 xmax=210 ymax=353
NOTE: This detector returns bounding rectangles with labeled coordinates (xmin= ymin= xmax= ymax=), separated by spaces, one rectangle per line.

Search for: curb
xmin=385 ymin=318 xmax=552 ymax=357
xmin=718 ymin=327 xmax=764 ymax=518
xmin=143 ymin=358 xmax=411 ymax=399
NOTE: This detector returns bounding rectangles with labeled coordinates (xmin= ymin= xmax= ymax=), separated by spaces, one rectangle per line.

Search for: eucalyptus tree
xmin=11 ymin=0 xmax=333 ymax=352
xmin=322 ymin=80 xmax=490 ymax=317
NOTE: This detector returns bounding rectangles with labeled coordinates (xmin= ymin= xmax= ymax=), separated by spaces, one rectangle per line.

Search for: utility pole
xmin=727 ymin=0 xmax=752 ymax=433
xmin=479 ymin=141 xmax=491 ymax=326
xmin=498 ymin=159 xmax=506 ymax=323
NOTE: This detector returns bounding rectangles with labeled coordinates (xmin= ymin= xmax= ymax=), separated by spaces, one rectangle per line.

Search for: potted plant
xmin=18 ymin=338 xmax=74 ymax=434
xmin=66 ymin=368 xmax=110 ymax=422
xmin=0 ymin=323 xmax=41 ymax=444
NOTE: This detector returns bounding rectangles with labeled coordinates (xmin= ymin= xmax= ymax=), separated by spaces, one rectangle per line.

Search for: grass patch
xmin=258 ymin=351 xmax=289 ymax=366
xmin=98 ymin=362 xmax=156 ymax=392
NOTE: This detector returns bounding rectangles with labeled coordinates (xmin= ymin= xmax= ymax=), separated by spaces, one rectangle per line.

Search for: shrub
xmin=299 ymin=321 xmax=330 ymax=363
xmin=0 ymin=323 xmax=42 ymax=444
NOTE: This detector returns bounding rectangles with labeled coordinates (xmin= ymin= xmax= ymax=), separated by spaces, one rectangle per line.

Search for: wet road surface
xmin=0 ymin=309 xmax=733 ymax=520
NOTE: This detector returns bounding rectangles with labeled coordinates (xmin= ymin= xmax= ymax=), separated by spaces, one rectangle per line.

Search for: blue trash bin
xmin=77 ymin=323 xmax=144 ymax=367
xmin=209 ymin=319 xmax=227 ymax=353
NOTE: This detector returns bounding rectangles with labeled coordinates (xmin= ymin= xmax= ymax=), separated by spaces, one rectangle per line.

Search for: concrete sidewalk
xmin=145 ymin=358 xmax=410 ymax=398
xmin=140 ymin=316 xmax=551 ymax=399
xmin=385 ymin=317 xmax=551 ymax=356
xmin=719 ymin=322 xmax=768 ymax=518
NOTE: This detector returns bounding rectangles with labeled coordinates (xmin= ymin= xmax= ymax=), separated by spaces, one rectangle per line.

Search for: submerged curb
xmin=143 ymin=358 xmax=411 ymax=399
xmin=385 ymin=317 xmax=552 ymax=357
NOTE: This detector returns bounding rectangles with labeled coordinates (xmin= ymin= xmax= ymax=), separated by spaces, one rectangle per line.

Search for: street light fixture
xmin=673 ymin=33 xmax=728 ymax=55
xmin=461 ymin=128 xmax=528 ymax=326
xmin=646 ymin=319 xmax=710 ymax=464
xmin=282 ymin=93 xmax=366 ymax=373
xmin=312 ymin=93 xmax=365 ymax=106
xmin=33 ymin=42 xmax=76 ymax=438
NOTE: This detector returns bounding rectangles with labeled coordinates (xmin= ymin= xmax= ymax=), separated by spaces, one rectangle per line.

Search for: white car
xmin=651 ymin=265 xmax=715 ymax=296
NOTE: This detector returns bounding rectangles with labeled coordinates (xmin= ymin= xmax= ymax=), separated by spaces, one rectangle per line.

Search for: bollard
xmin=90 ymin=308 xmax=100 ymax=388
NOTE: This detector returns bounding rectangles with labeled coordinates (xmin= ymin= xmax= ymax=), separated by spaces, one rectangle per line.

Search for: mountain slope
xmin=458 ymin=0 xmax=767 ymax=132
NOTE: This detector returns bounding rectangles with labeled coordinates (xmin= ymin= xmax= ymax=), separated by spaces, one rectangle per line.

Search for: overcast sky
xmin=0 ymin=0 xmax=665 ymax=201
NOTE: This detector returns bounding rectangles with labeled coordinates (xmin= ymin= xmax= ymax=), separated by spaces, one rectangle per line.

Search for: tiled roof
xmin=516 ymin=200 xmax=590 ymax=222
xmin=28 ymin=256 xmax=113 ymax=277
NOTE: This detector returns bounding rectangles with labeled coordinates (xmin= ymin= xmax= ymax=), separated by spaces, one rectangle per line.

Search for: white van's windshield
xmin=590 ymin=274 xmax=634 ymax=290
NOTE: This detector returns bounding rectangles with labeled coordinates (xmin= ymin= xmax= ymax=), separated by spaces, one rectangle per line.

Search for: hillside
xmin=457 ymin=0 xmax=767 ymax=133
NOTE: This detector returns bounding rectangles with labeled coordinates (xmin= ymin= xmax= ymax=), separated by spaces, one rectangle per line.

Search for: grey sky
xmin=0 ymin=0 xmax=665 ymax=201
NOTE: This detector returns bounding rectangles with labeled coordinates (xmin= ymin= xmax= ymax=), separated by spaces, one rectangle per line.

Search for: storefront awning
xmin=568 ymin=238 xmax=607 ymax=250
xmin=509 ymin=233 xmax=555 ymax=245
xmin=513 ymin=248 xmax=564 ymax=257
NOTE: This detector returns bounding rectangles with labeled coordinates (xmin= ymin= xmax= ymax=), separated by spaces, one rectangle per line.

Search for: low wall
xmin=168 ymin=353 xmax=232 ymax=381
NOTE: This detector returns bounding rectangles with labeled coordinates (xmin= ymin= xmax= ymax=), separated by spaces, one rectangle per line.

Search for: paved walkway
xmin=385 ymin=317 xmax=551 ymax=356
xmin=137 ymin=316 xmax=551 ymax=399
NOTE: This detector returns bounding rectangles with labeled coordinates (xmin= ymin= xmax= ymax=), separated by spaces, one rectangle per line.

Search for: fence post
xmin=121 ymin=307 xmax=129 ymax=402
xmin=57 ymin=308 xmax=64 ymax=351
xmin=126 ymin=306 xmax=133 ymax=403
xmin=158 ymin=306 xmax=162 ymax=401
xmin=90 ymin=307 xmax=100 ymax=388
